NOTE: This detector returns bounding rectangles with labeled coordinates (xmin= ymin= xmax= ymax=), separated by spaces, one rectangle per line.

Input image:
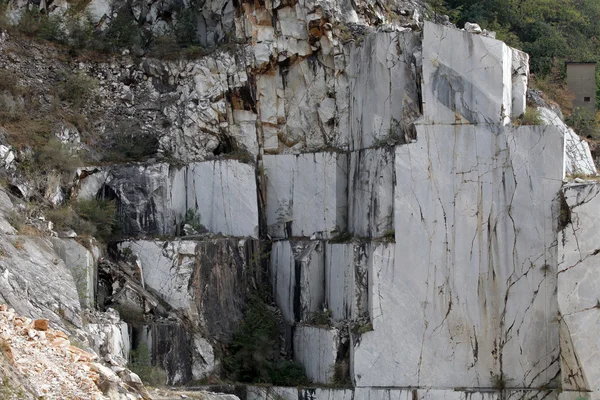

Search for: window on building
xmin=584 ymin=97 xmax=591 ymax=102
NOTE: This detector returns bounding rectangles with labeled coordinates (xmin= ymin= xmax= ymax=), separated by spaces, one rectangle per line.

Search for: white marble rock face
xmin=50 ymin=238 xmax=97 ymax=309
xmin=171 ymin=160 xmax=260 ymax=238
xmin=293 ymin=325 xmax=339 ymax=384
xmin=325 ymin=242 xmax=369 ymax=321
xmin=352 ymin=124 xmax=564 ymax=388
xmin=347 ymin=31 xmax=421 ymax=150
xmin=347 ymin=147 xmax=395 ymax=237
xmin=270 ymin=240 xmax=325 ymax=324
xmin=559 ymin=182 xmax=600 ymax=398
xmin=118 ymin=240 xmax=197 ymax=315
xmin=264 ymin=153 xmax=348 ymax=239
xmin=77 ymin=160 xmax=259 ymax=238
xmin=510 ymin=48 xmax=529 ymax=119
xmin=538 ymin=106 xmax=597 ymax=177
xmin=422 ymin=21 xmax=512 ymax=125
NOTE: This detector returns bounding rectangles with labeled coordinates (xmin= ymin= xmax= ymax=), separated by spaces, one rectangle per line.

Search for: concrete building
xmin=566 ymin=62 xmax=597 ymax=113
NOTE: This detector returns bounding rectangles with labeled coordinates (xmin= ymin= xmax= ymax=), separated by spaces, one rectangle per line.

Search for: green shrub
xmin=352 ymin=322 xmax=373 ymax=335
xmin=268 ymin=360 xmax=310 ymax=386
xmin=66 ymin=15 xmax=96 ymax=49
xmin=129 ymin=343 xmax=168 ymax=387
xmin=36 ymin=138 xmax=82 ymax=174
xmin=515 ymin=107 xmax=543 ymax=126
xmin=224 ymin=294 xmax=310 ymax=385
xmin=46 ymin=206 xmax=95 ymax=236
xmin=39 ymin=14 xmax=67 ymax=43
xmin=184 ymin=209 xmax=206 ymax=232
xmin=103 ymin=129 xmax=159 ymax=162
xmin=16 ymin=9 xmax=43 ymax=36
xmin=224 ymin=296 xmax=279 ymax=383
xmin=308 ymin=309 xmax=331 ymax=326
xmin=59 ymin=73 xmax=98 ymax=108
xmin=47 ymin=198 xmax=117 ymax=241
xmin=173 ymin=8 xmax=200 ymax=47
xmin=329 ymin=231 xmax=353 ymax=244
xmin=330 ymin=361 xmax=351 ymax=386
xmin=149 ymin=34 xmax=180 ymax=59
xmin=74 ymin=198 xmax=117 ymax=241
xmin=103 ymin=8 xmax=143 ymax=51
xmin=566 ymin=107 xmax=599 ymax=138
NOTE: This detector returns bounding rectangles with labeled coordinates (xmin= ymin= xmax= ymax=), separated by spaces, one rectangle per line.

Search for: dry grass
xmin=12 ymin=239 xmax=25 ymax=251
xmin=18 ymin=225 xmax=44 ymax=236
xmin=567 ymin=173 xmax=600 ymax=181
xmin=530 ymin=72 xmax=575 ymax=117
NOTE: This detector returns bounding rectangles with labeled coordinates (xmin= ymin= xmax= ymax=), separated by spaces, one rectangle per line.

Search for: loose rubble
xmin=0 ymin=304 xmax=149 ymax=399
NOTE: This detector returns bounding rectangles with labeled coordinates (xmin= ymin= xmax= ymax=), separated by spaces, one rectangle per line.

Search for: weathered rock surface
xmin=293 ymin=325 xmax=339 ymax=384
xmin=422 ymin=21 xmax=513 ymax=125
xmin=353 ymin=124 xmax=563 ymax=388
xmin=559 ymin=182 xmax=600 ymax=399
xmin=0 ymin=234 xmax=83 ymax=331
xmin=325 ymin=242 xmax=369 ymax=321
xmin=270 ymin=240 xmax=326 ymax=324
xmin=50 ymin=238 xmax=99 ymax=309
xmin=118 ymin=237 xmax=260 ymax=382
xmin=347 ymin=147 xmax=395 ymax=237
xmin=538 ymin=107 xmax=597 ymax=177
xmin=77 ymin=160 xmax=259 ymax=237
xmin=264 ymin=153 xmax=347 ymax=239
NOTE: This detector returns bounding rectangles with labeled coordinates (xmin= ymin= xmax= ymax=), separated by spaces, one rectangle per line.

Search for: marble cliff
xmin=1 ymin=0 xmax=600 ymax=397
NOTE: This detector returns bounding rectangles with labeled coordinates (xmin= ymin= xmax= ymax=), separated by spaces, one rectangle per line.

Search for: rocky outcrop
xmin=113 ymin=238 xmax=262 ymax=382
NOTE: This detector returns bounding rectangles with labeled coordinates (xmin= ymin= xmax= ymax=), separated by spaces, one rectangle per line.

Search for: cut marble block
xmin=118 ymin=240 xmax=197 ymax=313
xmin=353 ymin=388 xmax=412 ymax=400
xmin=312 ymin=388 xmax=355 ymax=400
xmin=134 ymin=323 xmax=215 ymax=385
xmin=293 ymin=325 xmax=339 ymax=384
xmin=422 ymin=21 xmax=512 ymax=125
xmin=50 ymin=238 xmax=97 ymax=308
xmin=264 ymin=153 xmax=348 ymax=239
xmin=511 ymin=48 xmax=529 ymax=118
xmin=559 ymin=182 xmax=600 ymax=397
xmin=538 ymin=106 xmax=597 ymax=177
xmin=171 ymin=160 xmax=259 ymax=238
xmin=86 ymin=319 xmax=130 ymax=364
xmin=270 ymin=240 xmax=325 ymax=323
xmin=76 ymin=160 xmax=259 ymax=237
xmin=347 ymin=147 xmax=394 ymax=237
xmin=418 ymin=390 xmax=557 ymax=400
xmin=247 ymin=386 xmax=298 ymax=400
xmin=418 ymin=391 xmax=498 ymax=400
xmin=505 ymin=391 xmax=559 ymax=400
xmin=347 ymin=31 xmax=421 ymax=150
xmin=353 ymin=124 xmax=564 ymax=388
xmin=247 ymin=387 xmax=353 ymax=400
xmin=325 ymin=242 xmax=369 ymax=321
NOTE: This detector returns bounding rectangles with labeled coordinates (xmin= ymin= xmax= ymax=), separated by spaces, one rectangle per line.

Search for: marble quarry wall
xmin=60 ymin=12 xmax=600 ymax=395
